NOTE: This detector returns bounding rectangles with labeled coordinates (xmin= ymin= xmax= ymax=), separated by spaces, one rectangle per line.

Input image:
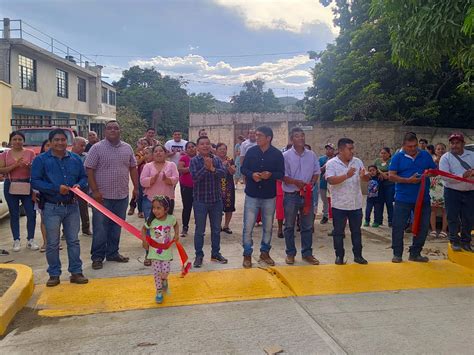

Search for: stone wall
xmin=190 ymin=113 xmax=474 ymax=165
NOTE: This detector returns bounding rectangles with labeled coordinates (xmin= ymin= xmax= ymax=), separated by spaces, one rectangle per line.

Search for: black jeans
xmin=332 ymin=208 xmax=363 ymax=258
xmin=365 ymin=198 xmax=383 ymax=224
xmin=444 ymin=187 xmax=474 ymax=244
xmin=181 ymin=186 xmax=194 ymax=231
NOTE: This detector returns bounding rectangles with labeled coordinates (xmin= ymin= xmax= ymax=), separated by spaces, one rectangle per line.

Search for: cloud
xmin=116 ymin=54 xmax=313 ymax=98
xmin=214 ymin=0 xmax=337 ymax=34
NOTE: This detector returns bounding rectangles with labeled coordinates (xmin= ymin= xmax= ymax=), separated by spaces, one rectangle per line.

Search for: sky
xmin=0 ymin=0 xmax=337 ymax=101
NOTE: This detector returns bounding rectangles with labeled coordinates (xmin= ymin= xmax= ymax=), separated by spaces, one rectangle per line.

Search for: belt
xmin=45 ymin=198 xmax=77 ymax=206
xmin=284 ymin=191 xmax=300 ymax=195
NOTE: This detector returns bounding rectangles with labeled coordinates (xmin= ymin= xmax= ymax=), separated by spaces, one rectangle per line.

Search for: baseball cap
xmin=324 ymin=143 xmax=335 ymax=149
xmin=448 ymin=132 xmax=464 ymax=142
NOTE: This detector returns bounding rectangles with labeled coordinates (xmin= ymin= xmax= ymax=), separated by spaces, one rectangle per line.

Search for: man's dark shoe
xmin=328 ymin=230 xmax=334 ymax=237
xmin=92 ymin=260 xmax=103 ymax=270
xmin=335 ymin=256 xmax=345 ymax=265
xmin=450 ymin=242 xmax=462 ymax=252
xmin=106 ymin=254 xmax=129 ymax=263
xmin=70 ymin=273 xmax=89 ymax=284
xmin=409 ymin=254 xmax=429 ymax=262
xmin=303 ymin=255 xmax=320 ymax=265
xmin=46 ymin=276 xmax=60 ymax=287
xmin=82 ymin=230 xmax=92 ymax=236
xmin=392 ymin=256 xmax=403 ymax=263
xmin=211 ymin=254 xmax=228 ymax=264
xmin=461 ymin=243 xmax=473 ymax=253
xmin=243 ymin=256 xmax=252 ymax=269
xmin=285 ymin=255 xmax=295 ymax=265
xmin=193 ymin=256 xmax=203 ymax=268
xmin=354 ymin=256 xmax=368 ymax=265
xmin=320 ymin=216 xmax=328 ymax=224
xmin=259 ymin=252 xmax=275 ymax=266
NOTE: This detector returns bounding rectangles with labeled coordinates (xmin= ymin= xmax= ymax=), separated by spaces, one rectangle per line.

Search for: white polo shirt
xmin=325 ymin=156 xmax=365 ymax=210
xmin=439 ymin=150 xmax=474 ymax=191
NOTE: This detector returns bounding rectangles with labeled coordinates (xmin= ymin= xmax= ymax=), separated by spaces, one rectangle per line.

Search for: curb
xmin=447 ymin=244 xmax=474 ymax=270
xmin=0 ymin=264 xmax=34 ymax=335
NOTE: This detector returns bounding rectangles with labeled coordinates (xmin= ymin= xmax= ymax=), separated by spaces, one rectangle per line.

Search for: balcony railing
xmin=1 ymin=18 xmax=97 ymax=68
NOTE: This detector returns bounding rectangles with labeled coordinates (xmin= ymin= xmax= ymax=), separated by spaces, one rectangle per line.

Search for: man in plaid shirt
xmin=190 ymin=136 xmax=228 ymax=268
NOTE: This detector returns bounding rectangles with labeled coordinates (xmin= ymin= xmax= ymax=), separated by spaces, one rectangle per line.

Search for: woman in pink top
xmin=0 ymin=131 xmax=38 ymax=252
xmin=140 ymin=144 xmax=179 ymax=220
xmin=178 ymin=141 xmax=196 ymax=237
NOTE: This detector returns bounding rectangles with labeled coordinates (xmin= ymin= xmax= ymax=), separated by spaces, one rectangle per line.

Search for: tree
xmin=304 ymin=0 xmax=473 ymax=127
xmin=116 ymin=106 xmax=148 ymax=146
xmin=189 ymin=92 xmax=217 ymax=113
xmin=114 ymin=66 xmax=189 ymax=137
xmin=231 ymin=79 xmax=283 ymax=112
xmin=371 ymin=0 xmax=473 ymax=91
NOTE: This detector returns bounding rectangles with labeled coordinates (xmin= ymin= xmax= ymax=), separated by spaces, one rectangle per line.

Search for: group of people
xmin=0 ymin=121 xmax=472 ymax=304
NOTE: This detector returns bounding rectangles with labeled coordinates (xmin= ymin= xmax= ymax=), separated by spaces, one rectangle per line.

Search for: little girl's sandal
xmin=144 ymin=259 xmax=152 ymax=267
xmin=155 ymin=291 xmax=163 ymax=304
xmin=428 ymin=231 xmax=438 ymax=240
xmin=438 ymin=231 xmax=448 ymax=239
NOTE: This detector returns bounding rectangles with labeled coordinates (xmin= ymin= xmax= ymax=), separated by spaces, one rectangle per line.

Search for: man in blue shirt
xmin=389 ymin=132 xmax=436 ymax=263
xmin=241 ymin=126 xmax=285 ymax=268
xmin=31 ymin=129 xmax=89 ymax=287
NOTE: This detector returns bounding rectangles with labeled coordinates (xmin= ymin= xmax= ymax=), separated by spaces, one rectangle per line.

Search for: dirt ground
xmin=0 ymin=269 xmax=16 ymax=297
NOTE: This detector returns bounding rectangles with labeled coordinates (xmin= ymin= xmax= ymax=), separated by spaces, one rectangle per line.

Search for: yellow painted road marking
xmin=36 ymin=260 xmax=473 ymax=318
xmin=37 ymin=268 xmax=292 ymax=317
xmin=447 ymin=243 xmax=474 ymax=269
xmin=271 ymin=260 xmax=473 ymax=296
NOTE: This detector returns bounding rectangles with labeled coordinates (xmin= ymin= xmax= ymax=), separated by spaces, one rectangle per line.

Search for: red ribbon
xmin=70 ymin=187 xmax=191 ymax=276
xmin=412 ymin=169 xmax=474 ymax=236
xmin=300 ymin=183 xmax=313 ymax=215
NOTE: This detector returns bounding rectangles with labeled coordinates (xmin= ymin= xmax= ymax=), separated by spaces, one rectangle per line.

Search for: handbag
xmin=5 ymin=150 xmax=31 ymax=195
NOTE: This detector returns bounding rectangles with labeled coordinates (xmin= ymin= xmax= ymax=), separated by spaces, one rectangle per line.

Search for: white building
xmin=0 ymin=18 xmax=116 ymax=138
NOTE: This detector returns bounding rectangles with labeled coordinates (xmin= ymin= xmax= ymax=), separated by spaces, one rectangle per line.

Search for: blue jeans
xmin=332 ymin=208 xmax=363 ymax=258
xmin=242 ymin=195 xmax=276 ymax=256
xmin=3 ymin=180 xmax=36 ymax=241
xmin=391 ymin=201 xmax=430 ymax=257
xmin=91 ymin=197 xmax=129 ymax=261
xmin=381 ymin=181 xmax=394 ymax=224
xmin=444 ymin=188 xmax=474 ymax=243
xmin=284 ymin=193 xmax=314 ymax=257
xmin=193 ymin=200 xmax=223 ymax=258
xmin=43 ymin=202 xmax=82 ymax=276
xmin=365 ymin=198 xmax=383 ymax=224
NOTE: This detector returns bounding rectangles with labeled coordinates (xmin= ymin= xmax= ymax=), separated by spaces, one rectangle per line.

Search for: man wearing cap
xmin=439 ymin=133 xmax=474 ymax=252
xmin=319 ymin=143 xmax=335 ymax=224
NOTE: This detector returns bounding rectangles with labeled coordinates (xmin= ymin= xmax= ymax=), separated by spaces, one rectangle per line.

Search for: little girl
xmin=142 ymin=195 xmax=179 ymax=304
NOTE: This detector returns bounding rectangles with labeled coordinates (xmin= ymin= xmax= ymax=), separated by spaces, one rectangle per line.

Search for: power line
xmin=86 ymin=50 xmax=309 ymax=59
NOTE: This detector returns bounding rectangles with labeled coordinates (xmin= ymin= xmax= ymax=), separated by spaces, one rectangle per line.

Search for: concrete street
xmin=1 ymin=187 xmax=473 ymax=354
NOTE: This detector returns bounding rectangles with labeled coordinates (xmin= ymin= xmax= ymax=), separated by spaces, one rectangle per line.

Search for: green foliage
xmin=304 ymin=0 xmax=474 ymax=127
xmin=114 ymin=66 xmax=189 ymax=137
xmin=189 ymin=92 xmax=217 ymax=113
xmin=116 ymin=106 xmax=148 ymax=146
xmin=231 ymin=79 xmax=283 ymax=112
xmin=371 ymin=0 xmax=473 ymax=90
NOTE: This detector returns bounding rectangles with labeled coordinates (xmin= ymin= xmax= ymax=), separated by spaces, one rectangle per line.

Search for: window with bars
xmin=109 ymin=90 xmax=116 ymax=106
xmin=56 ymin=69 xmax=68 ymax=98
xmin=19 ymin=54 xmax=37 ymax=91
xmin=78 ymin=77 xmax=86 ymax=102
xmin=101 ymin=87 xmax=108 ymax=103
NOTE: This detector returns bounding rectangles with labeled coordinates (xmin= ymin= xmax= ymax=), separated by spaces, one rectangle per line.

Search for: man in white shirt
xmin=239 ymin=129 xmax=257 ymax=165
xmin=325 ymin=138 xmax=370 ymax=265
xmin=165 ymin=130 xmax=188 ymax=165
xmin=439 ymin=133 xmax=474 ymax=252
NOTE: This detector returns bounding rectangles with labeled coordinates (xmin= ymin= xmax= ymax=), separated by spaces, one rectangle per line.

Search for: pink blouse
xmin=0 ymin=149 xmax=36 ymax=180
xmin=140 ymin=161 xmax=179 ymax=200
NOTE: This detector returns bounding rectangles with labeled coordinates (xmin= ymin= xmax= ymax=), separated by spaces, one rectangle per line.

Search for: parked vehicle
xmin=466 ymin=144 xmax=474 ymax=152
xmin=16 ymin=127 xmax=76 ymax=155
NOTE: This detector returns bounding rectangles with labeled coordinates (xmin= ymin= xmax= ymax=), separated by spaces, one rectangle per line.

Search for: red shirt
xmin=179 ymin=154 xmax=193 ymax=188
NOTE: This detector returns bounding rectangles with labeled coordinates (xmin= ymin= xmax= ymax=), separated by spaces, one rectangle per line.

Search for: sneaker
xmin=461 ymin=243 xmax=473 ymax=253
xmin=13 ymin=240 xmax=21 ymax=252
xmin=155 ymin=291 xmax=163 ymax=304
xmin=180 ymin=227 xmax=188 ymax=238
xmin=193 ymin=256 xmax=203 ymax=268
xmin=450 ymin=242 xmax=462 ymax=252
xmin=392 ymin=256 xmax=403 ymax=263
xmin=363 ymin=221 xmax=370 ymax=227
xmin=320 ymin=216 xmax=329 ymax=224
xmin=408 ymin=254 xmax=429 ymax=262
xmin=27 ymin=239 xmax=40 ymax=251
xmin=371 ymin=223 xmax=380 ymax=228
xmin=211 ymin=254 xmax=228 ymax=264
